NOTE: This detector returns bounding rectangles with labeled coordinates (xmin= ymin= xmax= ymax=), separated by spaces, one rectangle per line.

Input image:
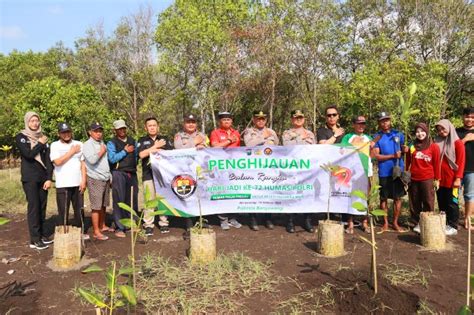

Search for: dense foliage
xmin=1 ymin=0 xmax=472 ymax=147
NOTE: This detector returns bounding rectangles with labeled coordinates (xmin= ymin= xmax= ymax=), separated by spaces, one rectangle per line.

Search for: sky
xmin=0 ymin=0 xmax=174 ymax=54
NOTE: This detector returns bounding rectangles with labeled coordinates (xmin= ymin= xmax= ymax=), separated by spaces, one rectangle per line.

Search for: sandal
xmin=93 ymin=234 xmax=109 ymax=241
xmin=345 ymin=227 xmax=354 ymax=234
xmin=115 ymin=231 xmax=126 ymax=238
xmin=101 ymin=226 xmax=115 ymax=233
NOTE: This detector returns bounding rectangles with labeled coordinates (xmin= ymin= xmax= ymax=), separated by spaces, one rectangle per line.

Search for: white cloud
xmin=47 ymin=5 xmax=63 ymax=15
xmin=0 ymin=26 xmax=26 ymax=39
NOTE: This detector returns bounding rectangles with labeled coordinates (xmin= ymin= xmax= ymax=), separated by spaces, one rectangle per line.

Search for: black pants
xmin=22 ymin=181 xmax=48 ymax=243
xmin=409 ymin=179 xmax=434 ymax=223
xmin=112 ymin=171 xmax=138 ymax=232
xmin=436 ymin=187 xmax=459 ymax=229
xmin=56 ymin=187 xmax=84 ymax=229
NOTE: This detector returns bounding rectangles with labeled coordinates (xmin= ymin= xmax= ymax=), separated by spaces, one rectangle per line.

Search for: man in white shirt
xmin=50 ymin=122 xmax=88 ymax=239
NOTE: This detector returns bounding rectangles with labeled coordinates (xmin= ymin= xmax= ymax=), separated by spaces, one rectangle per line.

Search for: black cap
xmin=253 ymin=110 xmax=267 ymax=118
xmin=58 ymin=122 xmax=71 ymax=133
xmin=184 ymin=114 xmax=197 ymax=122
xmin=377 ymin=111 xmax=391 ymax=121
xmin=352 ymin=115 xmax=367 ymax=124
xmin=89 ymin=122 xmax=103 ymax=131
xmin=291 ymin=109 xmax=304 ymax=118
xmin=217 ymin=111 xmax=233 ymax=119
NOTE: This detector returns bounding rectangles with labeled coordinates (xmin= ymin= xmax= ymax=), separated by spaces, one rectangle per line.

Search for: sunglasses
xmin=326 ymin=113 xmax=338 ymax=117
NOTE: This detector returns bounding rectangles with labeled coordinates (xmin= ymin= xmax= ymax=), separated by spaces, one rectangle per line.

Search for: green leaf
xmin=352 ymin=201 xmax=367 ymax=212
xmin=144 ymin=199 xmax=159 ymax=209
xmin=371 ymin=209 xmax=386 ymax=217
xmin=105 ymin=270 xmax=115 ymax=292
xmin=119 ymin=218 xmax=138 ymax=229
xmin=149 ymin=210 xmax=166 ymax=216
xmin=119 ymin=285 xmax=137 ymax=305
xmin=457 ymin=305 xmax=471 ymax=315
xmin=409 ymin=82 xmax=417 ymax=96
xmin=77 ymin=288 xmax=107 ymax=308
xmin=0 ymin=217 xmax=10 ymax=226
xmin=351 ymin=190 xmax=367 ymax=200
xmin=81 ymin=264 xmax=103 ymax=273
xmin=115 ymin=299 xmax=125 ymax=307
xmin=144 ymin=185 xmax=151 ymax=202
xmin=118 ymin=267 xmax=133 ymax=276
xmin=118 ymin=202 xmax=137 ymax=217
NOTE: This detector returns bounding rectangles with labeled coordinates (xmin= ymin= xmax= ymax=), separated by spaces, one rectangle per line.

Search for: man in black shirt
xmin=137 ymin=117 xmax=173 ymax=235
xmin=456 ymin=107 xmax=474 ymax=230
xmin=317 ymin=105 xmax=345 ymax=144
xmin=107 ymin=119 xmax=138 ymax=238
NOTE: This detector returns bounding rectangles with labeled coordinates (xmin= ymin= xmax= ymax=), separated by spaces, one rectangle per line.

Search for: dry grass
xmin=416 ymin=298 xmax=437 ymax=314
xmin=137 ymin=252 xmax=281 ymax=314
xmin=274 ymin=282 xmax=336 ymax=314
xmin=382 ymin=262 xmax=431 ymax=288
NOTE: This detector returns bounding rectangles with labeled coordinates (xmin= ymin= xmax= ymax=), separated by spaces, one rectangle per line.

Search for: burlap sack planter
xmin=53 ymin=225 xmax=82 ymax=269
xmin=317 ymin=220 xmax=344 ymax=257
xmin=420 ymin=211 xmax=446 ymax=250
xmin=189 ymin=228 xmax=216 ymax=265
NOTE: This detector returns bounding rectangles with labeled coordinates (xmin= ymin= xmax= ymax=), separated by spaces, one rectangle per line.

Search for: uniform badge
xmin=20 ymin=138 xmax=26 ymax=143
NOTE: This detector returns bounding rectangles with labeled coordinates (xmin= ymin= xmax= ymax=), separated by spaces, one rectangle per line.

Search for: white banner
xmin=151 ymin=145 xmax=368 ymax=217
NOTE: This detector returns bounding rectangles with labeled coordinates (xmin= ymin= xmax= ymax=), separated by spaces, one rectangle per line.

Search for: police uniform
xmin=243 ymin=110 xmax=278 ymax=230
xmin=174 ymin=131 xmax=208 ymax=149
xmin=282 ymin=109 xmax=315 ymax=233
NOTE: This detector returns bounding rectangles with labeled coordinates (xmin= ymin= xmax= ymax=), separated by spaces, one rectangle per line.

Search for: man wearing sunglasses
xmin=317 ymin=106 xmax=345 ymax=144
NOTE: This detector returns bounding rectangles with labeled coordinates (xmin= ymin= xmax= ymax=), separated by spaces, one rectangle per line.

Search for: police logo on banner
xmin=171 ymin=174 xmax=197 ymax=200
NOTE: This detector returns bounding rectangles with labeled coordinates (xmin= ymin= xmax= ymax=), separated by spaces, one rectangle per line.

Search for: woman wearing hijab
xmin=434 ymin=119 xmax=466 ymax=236
xmin=406 ymin=123 xmax=440 ymax=233
xmin=15 ymin=112 xmax=54 ymax=250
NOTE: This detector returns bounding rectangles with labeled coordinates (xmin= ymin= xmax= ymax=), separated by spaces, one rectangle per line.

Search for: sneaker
xmin=145 ymin=227 xmax=154 ymax=236
xmin=229 ymin=218 xmax=242 ymax=229
xmin=29 ymin=241 xmax=49 ymax=250
xmin=445 ymin=225 xmax=458 ymax=236
xmin=82 ymin=234 xmax=90 ymax=241
xmin=41 ymin=237 xmax=54 ymax=245
xmin=160 ymin=226 xmax=170 ymax=234
xmin=220 ymin=220 xmax=230 ymax=230
xmin=413 ymin=224 xmax=420 ymax=234
xmin=265 ymin=220 xmax=275 ymax=230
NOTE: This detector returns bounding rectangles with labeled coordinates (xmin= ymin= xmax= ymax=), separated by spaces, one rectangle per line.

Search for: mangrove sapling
xmin=118 ymin=186 xmax=165 ymax=291
xmin=352 ymin=177 xmax=386 ymax=294
xmin=458 ymin=218 xmax=473 ymax=314
xmin=1 ymin=145 xmax=13 ymax=179
xmin=78 ymin=262 xmax=136 ymax=315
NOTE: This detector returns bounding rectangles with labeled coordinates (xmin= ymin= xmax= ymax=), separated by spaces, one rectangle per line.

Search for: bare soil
xmin=0 ymin=213 xmax=470 ymax=314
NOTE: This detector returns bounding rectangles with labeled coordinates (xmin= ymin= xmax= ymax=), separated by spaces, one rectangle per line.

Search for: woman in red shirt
xmin=434 ymin=119 xmax=466 ymax=236
xmin=406 ymin=123 xmax=440 ymax=233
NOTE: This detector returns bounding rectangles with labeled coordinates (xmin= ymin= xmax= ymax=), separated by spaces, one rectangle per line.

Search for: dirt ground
xmin=0 ymin=212 xmax=471 ymax=314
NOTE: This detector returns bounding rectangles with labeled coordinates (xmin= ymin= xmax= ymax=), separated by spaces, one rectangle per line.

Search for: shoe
xmin=445 ymin=225 xmax=458 ymax=236
xmin=41 ymin=237 xmax=54 ymax=245
xmin=160 ymin=226 xmax=170 ymax=234
xmin=303 ymin=219 xmax=315 ymax=233
xmin=249 ymin=216 xmax=259 ymax=231
xmin=29 ymin=241 xmax=49 ymax=250
xmin=413 ymin=224 xmax=420 ymax=234
xmin=229 ymin=218 xmax=242 ymax=229
xmin=115 ymin=231 xmax=126 ymax=238
xmin=286 ymin=223 xmax=295 ymax=233
xmin=145 ymin=227 xmax=154 ymax=236
xmin=82 ymin=234 xmax=90 ymax=241
xmin=185 ymin=218 xmax=193 ymax=231
xmin=265 ymin=220 xmax=275 ymax=230
xmin=221 ymin=220 xmax=230 ymax=230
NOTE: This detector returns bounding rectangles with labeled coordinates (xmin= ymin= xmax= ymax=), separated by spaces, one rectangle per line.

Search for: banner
xmin=151 ymin=144 xmax=368 ymax=217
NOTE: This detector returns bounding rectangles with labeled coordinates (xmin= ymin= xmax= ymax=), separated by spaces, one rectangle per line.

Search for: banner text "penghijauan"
xmin=208 ymin=158 xmax=311 ymax=171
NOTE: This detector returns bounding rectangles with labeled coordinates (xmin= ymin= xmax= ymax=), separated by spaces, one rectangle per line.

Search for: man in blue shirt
xmin=373 ymin=112 xmax=406 ymax=232
xmin=107 ymin=119 xmax=138 ymax=238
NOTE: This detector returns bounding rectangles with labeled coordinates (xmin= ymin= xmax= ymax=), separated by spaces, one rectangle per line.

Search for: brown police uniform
xmin=174 ymin=131 xmax=208 ymax=149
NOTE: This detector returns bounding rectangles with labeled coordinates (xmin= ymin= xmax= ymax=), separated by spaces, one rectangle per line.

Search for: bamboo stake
xmin=130 ymin=186 xmax=136 ymax=291
xmin=370 ymin=215 xmax=378 ymax=295
xmin=467 ymin=217 xmax=471 ymax=307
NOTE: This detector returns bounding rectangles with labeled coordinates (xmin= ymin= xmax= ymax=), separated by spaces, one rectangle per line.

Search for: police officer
xmin=174 ymin=114 xmax=208 ymax=232
xmin=243 ymin=110 xmax=279 ymax=230
xmin=282 ymin=109 xmax=316 ymax=233
xmin=174 ymin=114 xmax=208 ymax=149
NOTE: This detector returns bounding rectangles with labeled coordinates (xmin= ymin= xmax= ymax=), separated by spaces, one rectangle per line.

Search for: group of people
xmin=15 ymin=106 xmax=474 ymax=250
